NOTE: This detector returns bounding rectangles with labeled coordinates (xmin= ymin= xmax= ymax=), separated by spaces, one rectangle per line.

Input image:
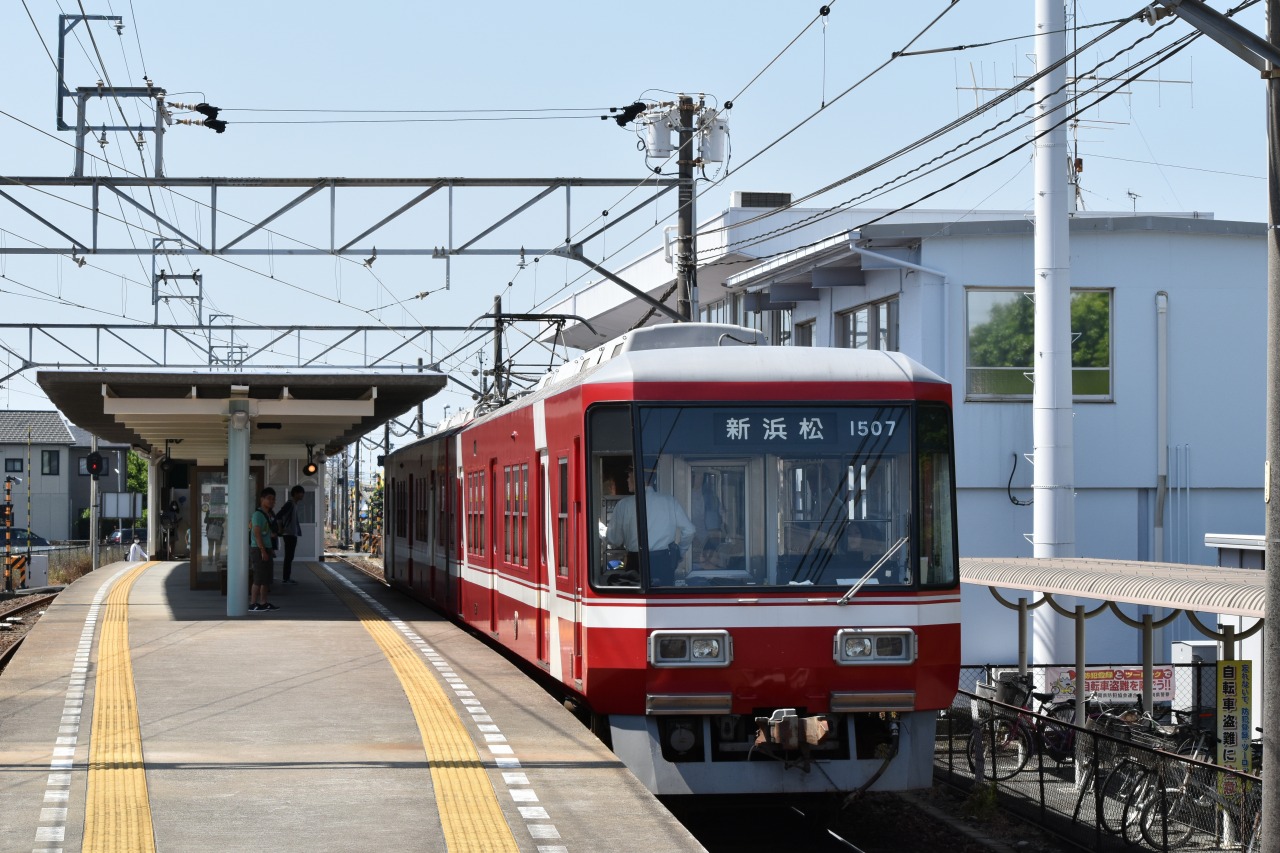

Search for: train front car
xmin=577 ymin=325 xmax=960 ymax=796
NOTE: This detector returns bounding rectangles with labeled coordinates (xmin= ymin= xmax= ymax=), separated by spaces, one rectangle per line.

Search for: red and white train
xmin=384 ymin=323 xmax=960 ymax=796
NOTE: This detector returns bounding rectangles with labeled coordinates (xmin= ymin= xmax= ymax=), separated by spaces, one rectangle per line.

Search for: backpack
xmin=275 ymin=499 xmax=295 ymax=535
xmin=249 ymin=508 xmax=278 ymax=546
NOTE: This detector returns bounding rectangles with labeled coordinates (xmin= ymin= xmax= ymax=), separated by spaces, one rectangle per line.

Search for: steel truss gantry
xmin=0 ymin=175 xmax=683 ymax=319
xmin=0 ymin=323 xmax=474 ymax=385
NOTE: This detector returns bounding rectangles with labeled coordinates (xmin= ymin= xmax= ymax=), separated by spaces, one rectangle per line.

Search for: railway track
xmin=0 ymin=592 xmax=59 ymax=673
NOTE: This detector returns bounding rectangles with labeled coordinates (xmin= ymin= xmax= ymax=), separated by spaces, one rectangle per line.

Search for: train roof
xmin=420 ymin=325 xmax=947 ymax=443
xmin=557 ymin=323 xmax=946 ymax=389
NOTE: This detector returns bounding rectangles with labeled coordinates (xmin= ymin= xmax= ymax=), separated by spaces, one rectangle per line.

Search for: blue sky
xmin=0 ymin=1 xmax=1269 ymax=442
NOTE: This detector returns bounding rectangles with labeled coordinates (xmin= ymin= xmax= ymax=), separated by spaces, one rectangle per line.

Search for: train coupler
xmin=753 ymin=708 xmax=831 ymax=770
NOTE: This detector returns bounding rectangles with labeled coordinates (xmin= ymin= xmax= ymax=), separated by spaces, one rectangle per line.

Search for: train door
xmin=488 ymin=457 xmax=499 ymax=635
xmin=444 ymin=442 xmax=459 ymax=616
xmin=571 ymin=437 xmax=583 ymax=683
xmin=405 ymin=474 xmax=414 ymax=589
xmin=535 ymin=452 xmax=549 ymax=666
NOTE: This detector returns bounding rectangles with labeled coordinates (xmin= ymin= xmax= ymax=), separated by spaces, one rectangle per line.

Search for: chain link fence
xmin=937 ymin=672 xmax=1262 ymax=852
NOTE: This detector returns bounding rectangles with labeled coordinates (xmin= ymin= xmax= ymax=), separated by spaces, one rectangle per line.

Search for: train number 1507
xmin=852 ymin=420 xmax=896 ymax=437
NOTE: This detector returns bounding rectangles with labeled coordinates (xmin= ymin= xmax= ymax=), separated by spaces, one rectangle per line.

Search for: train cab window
xmin=626 ymin=404 xmax=924 ymax=592
xmin=587 ymin=405 xmax=640 ymax=589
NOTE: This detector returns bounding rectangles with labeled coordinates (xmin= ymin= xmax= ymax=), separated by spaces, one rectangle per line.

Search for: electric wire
xmin=704 ymin=22 xmax=1209 ymax=270
xmin=1086 ymin=152 xmax=1262 ymax=180
xmin=693 ymin=10 xmax=1146 ymax=253
xmin=893 ymin=13 xmax=1138 ymax=57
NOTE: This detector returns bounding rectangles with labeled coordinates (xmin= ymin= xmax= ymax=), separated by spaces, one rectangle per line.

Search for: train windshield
xmin=590 ymin=403 xmax=956 ymax=592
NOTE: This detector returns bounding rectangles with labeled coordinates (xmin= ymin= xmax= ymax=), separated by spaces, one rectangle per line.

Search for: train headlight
xmin=843 ymin=636 xmax=873 ymax=658
xmin=833 ymin=628 xmax=916 ymax=665
xmin=649 ymin=630 xmax=732 ymax=667
xmin=691 ymin=637 xmax=722 ymax=659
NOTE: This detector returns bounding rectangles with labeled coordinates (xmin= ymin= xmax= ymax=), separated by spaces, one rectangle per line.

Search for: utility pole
xmin=676 ymin=95 xmax=698 ymax=321
xmin=493 ymin=295 xmax=504 ymax=403
xmin=417 ymin=358 xmax=425 ymax=438
xmin=89 ymin=435 xmax=99 ymax=571
xmin=1139 ymin=3 xmax=1280 ymax=848
xmin=1031 ymin=0 xmax=1076 ymax=674
xmin=1266 ymin=2 xmax=1280 ymax=847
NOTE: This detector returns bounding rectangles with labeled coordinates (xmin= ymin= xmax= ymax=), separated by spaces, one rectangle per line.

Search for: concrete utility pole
xmin=1141 ymin=3 xmax=1280 ymax=848
xmin=1266 ymin=3 xmax=1280 ymax=848
xmin=1031 ymin=0 xmax=1076 ymax=671
xmin=1032 ymin=0 xmax=1075 ymax=564
xmin=676 ymin=95 xmax=698 ymax=321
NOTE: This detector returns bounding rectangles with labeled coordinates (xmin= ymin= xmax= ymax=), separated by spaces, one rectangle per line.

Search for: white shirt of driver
xmin=606 ymin=487 xmax=695 ymax=554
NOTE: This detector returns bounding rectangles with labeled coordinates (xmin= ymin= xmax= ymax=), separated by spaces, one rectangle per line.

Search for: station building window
xmin=837 ymin=297 xmax=898 ymax=351
xmin=41 ymin=450 xmax=59 ymax=476
xmin=965 ymin=288 xmax=1112 ymax=400
xmin=793 ymin=320 xmax=814 ymax=347
xmin=5 ymin=458 xmax=21 ymax=473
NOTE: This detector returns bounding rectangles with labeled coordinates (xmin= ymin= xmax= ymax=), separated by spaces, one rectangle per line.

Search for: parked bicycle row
xmin=938 ymin=679 xmax=1263 ymax=852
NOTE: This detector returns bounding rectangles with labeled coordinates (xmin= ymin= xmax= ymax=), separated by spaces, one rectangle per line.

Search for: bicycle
xmin=1140 ymin=726 xmax=1263 ymax=850
xmin=1095 ymin=715 xmax=1212 ymax=845
xmin=966 ymin=673 xmax=1100 ymax=781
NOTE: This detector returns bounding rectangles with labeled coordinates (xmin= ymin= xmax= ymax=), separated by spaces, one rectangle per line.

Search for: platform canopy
xmin=36 ymin=368 xmax=447 ymax=464
xmin=961 ymin=557 xmax=1264 ymax=619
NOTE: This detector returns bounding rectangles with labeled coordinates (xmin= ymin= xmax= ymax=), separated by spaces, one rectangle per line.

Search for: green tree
xmin=1070 ymin=291 xmax=1110 ymax=368
xmin=968 ymin=291 xmax=1110 ymax=369
xmin=968 ymin=294 xmax=1034 ymax=368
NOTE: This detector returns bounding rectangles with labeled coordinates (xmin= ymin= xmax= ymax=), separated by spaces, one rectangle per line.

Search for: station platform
xmin=0 ymin=559 xmax=704 ymax=853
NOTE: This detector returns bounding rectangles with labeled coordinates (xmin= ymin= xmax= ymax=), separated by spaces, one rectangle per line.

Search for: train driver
xmin=605 ymin=464 xmax=695 ymax=586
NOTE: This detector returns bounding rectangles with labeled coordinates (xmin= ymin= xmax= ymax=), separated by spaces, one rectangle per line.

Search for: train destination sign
xmin=710 ymin=408 xmax=906 ymax=450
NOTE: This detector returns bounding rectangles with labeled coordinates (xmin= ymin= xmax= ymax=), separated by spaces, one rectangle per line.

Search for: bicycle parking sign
xmin=1043 ymin=665 xmax=1174 ymax=702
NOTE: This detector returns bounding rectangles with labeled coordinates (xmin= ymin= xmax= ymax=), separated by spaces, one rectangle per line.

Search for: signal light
xmin=303 ymin=461 xmax=319 ymax=477
xmin=86 ymin=451 xmax=106 ymax=479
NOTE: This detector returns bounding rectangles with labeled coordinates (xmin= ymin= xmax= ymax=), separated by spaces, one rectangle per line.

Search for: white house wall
xmin=1 ymin=444 xmax=72 ymax=540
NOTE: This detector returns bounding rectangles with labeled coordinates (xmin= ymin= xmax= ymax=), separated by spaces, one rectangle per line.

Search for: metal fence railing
xmin=957 ymin=663 xmax=1221 ymax=730
xmin=937 ymin=684 xmax=1262 ymax=852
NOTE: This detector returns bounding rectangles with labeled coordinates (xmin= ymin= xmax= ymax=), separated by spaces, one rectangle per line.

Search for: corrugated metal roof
xmin=0 ymin=410 xmax=74 ymax=445
xmin=961 ymin=557 xmax=1264 ymax=618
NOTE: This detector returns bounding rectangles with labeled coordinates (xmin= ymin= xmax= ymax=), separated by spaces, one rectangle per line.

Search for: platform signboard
xmin=102 ymin=492 xmax=144 ymax=518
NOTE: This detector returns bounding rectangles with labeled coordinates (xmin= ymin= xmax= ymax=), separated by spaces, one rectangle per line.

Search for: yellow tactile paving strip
xmin=309 ymin=563 xmax=520 ymax=853
xmin=84 ymin=561 xmax=158 ymax=853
